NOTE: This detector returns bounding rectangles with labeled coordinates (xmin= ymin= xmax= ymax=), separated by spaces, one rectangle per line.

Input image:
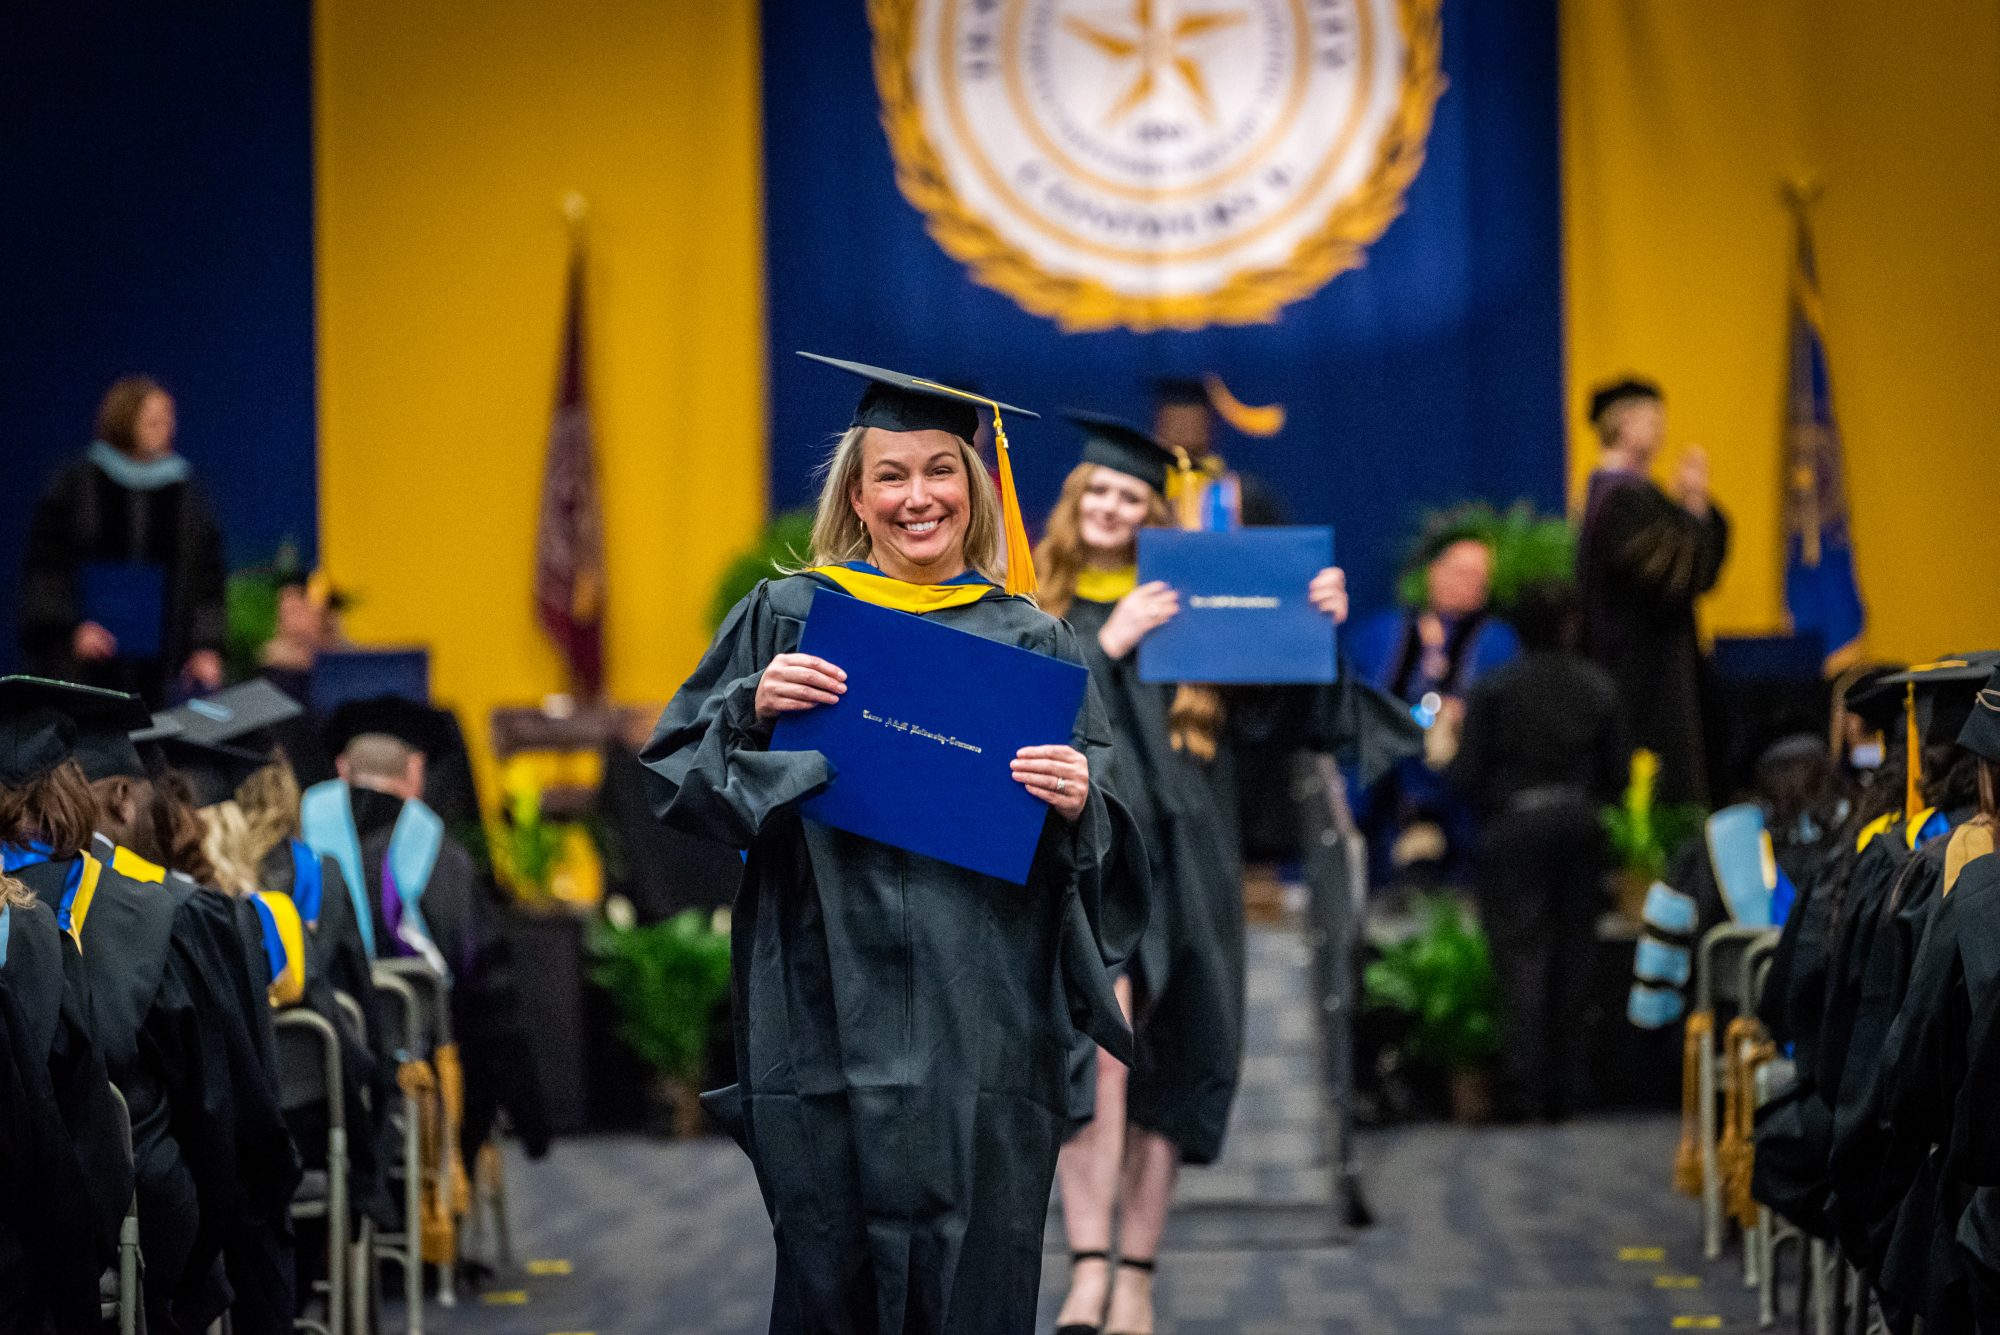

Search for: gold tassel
xmin=435 ymin=1042 xmax=472 ymax=1215
xmin=1907 ymin=681 xmax=1924 ymax=822
xmin=1719 ymin=1017 xmax=1766 ymax=1230
xmin=398 ymin=1058 xmax=457 ymax=1265
xmin=1675 ymin=1010 xmax=1712 ymax=1197
xmin=990 ymin=406 xmax=1038 ymax=597
xmin=1203 ymin=373 xmax=1285 ymax=437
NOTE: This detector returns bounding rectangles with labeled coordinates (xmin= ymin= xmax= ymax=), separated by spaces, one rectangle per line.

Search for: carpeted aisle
xmin=424 ymin=929 xmax=1767 ymax=1334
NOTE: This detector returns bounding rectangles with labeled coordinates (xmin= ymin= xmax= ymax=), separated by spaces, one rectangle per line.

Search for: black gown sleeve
xmin=19 ymin=463 xmax=87 ymax=673
xmin=640 ymin=582 xmax=835 ymax=847
xmin=1596 ymin=483 xmax=1731 ymax=609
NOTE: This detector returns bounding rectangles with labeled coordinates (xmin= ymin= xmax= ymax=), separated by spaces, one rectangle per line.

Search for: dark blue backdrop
xmin=761 ymin=0 xmax=1564 ymax=614
xmin=0 ymin=0 xmax=318 ymax=674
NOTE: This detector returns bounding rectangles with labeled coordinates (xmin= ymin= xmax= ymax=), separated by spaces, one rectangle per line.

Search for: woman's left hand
xmin=1012 ymin=744 xmax=1089 ymax=823
xmin=1308 ymin=566 xmax=1349 ymax=625
xmin=183 ymin=650 xmax=224 ymax=691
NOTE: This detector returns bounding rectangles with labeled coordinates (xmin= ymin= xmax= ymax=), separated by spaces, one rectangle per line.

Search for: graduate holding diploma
xmin=641 ymin=355 xmax=1146 ymax=1334
xmin=1033 ymin=414 xmax=1346 ymax=1335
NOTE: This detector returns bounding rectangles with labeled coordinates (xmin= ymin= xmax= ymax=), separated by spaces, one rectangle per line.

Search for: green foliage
xmin=1600 ymin=749 xmax=1708 ymax=881
xmin=491 ymin=781 xmax=567 ymax=902
xmin=708 ymin=509 xmax=817 ymax=631
xmin=1395 ymin=501 xmax=1577 ymax=614
xmin=589 ymin=910 xmax=733 ymax=1084
xmin=1363 ymin=895 xmax=1501 ymax=1072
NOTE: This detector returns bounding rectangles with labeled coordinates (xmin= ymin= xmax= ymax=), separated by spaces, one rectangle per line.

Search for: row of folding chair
xmin=1688 ymin=921 xmax=1854 ymax=1333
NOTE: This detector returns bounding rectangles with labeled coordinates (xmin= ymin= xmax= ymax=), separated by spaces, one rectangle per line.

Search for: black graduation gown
xmin=15 ymin=856 xmax=235 ymax=1334
xmin=1062 ymin=595 xmax=1243 ymax=1165
xmin=1866 ymin=849 xmax=2000 ymax=1333
xmin=19 ymin=456 xmax=227 ymax=704
xmin=161 ymin=875 xmax=302 ymax=1335
xmin=1825 ymin=826 xmax=1959 ymax=1275
xmin=642 ymin=575 xmax=1148 ymax=1335
xmin=1751 ymin=848 xmax=1845 ymax=1237
xmin=1943 ymin=855 xmax=2000 ymax=1327
xmin=1576 ymin=470 xmax=1729 ymax=805
xmin=0 ymin=897 xmax=129 ymax=1335
xmin=349 ymin=789 xmax=552 ymax=1165
xmin=259 ymin=844 xmax=396 ymax=1221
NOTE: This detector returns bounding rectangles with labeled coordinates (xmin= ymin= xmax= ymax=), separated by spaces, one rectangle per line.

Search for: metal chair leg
xmin=1700 ymin=1020 xmax=1724 ymax=1260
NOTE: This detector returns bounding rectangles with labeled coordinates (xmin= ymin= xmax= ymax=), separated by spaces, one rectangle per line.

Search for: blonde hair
xmin=803 ymin=426 xmax=1006 ymax=584
xmin=1032 ymin=462 xmax=1225 ymax=762
xmin=199 ymin=757 xmax=303 ymax=898
xmin=0 ymin=873 xmax=31 ymax=911
xmin=201 ymin=802 xmax=259 ymax=897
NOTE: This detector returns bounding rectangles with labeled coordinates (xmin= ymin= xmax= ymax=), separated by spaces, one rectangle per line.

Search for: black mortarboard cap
xmin=1839 ymin=664 xmax=1908 ymax=733
xmin=1855 ymin=652 xmax=2000 ymax=746
xmin=1152 ymin=376 xmax=1210 ymax=408
xmin=323 ymin=694 xmax=451 ymax=760
xmin=1065 ymin=410 xmax=1180 ymax=496
xmin=159 ymin=736 xmax=271 ymax=808
xmin=1588 ymin=376 xmax=1664 ymax=424
xmin=158 ymin=679 xmax=303 ymax=749
xmin=797 ymin=352 xmax=1039 ymax=444
xmin=1959 ymin=668 xmax=2000 ymax=766
xmin=0 ymin=676 xmax=149 ymax=787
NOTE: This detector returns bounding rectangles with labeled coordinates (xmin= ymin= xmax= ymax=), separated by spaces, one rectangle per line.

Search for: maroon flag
xmin=535 ymin=249 xmax=606 ymax=698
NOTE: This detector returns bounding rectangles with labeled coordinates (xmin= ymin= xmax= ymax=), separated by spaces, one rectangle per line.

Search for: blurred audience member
xmin=1450 ymin=579 xmax=1627 ymax=1120
xmin=21 ymin=376 xmax=227 ymax=705
xmin=1351 ymin=529 xmax=1521 ymax=885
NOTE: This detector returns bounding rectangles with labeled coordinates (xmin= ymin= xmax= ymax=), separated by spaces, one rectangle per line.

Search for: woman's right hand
xmin=1097 ymin=581 xmax=1179 ymax=661
xmin=73 ymin=621 xmax=117 ymax=662
xmin=754 ymin=653 xmax=847 ymax=722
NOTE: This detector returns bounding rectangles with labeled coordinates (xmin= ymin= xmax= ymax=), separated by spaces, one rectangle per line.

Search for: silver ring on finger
xmin=1056 ymin=776 xmax=1068 ymax=794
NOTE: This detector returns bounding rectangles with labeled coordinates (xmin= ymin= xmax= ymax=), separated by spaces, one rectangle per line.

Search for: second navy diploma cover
xmin=770 ymin=588 xmax=1089 ymax=884
xmin=1136 ymin=527 xmax=1339 ymax=684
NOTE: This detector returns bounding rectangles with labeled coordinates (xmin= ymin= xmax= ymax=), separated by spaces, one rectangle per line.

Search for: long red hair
xmin=1033 ymin=463 xmax=1225 ymax=761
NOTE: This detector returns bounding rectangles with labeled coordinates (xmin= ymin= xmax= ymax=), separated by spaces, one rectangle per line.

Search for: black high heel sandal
xmin=1056 ymin=1250 xmax=1111 ymax=1335
xmin=1105 ymin=1256 xmax=1156 ymax=1335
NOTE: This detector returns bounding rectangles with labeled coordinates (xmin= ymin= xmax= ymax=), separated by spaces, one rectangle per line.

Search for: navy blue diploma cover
xmin=1136 ymin=527 xmax=1338 ymax=684
xmin=770 ymin=588 xmax=1087 ymax=884
xmin=79 ymin=561 xmax=167 ymax=659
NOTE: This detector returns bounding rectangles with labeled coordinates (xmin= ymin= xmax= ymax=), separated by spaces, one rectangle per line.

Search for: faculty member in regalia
xmin=642 ymin=355 xmax=1146 ymax=1334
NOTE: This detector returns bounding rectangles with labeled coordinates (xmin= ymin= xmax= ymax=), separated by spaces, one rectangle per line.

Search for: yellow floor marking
xmin=1619 ymin=1246 xmax=1667 ymax=1262
xmin=527 ymin=1259 xmax=575 ymax=1276
xmin=482 ymin=1290 xmax=531 ymax=1306
xmin=1654 ymin=1274 xmax=1701 ymax=1289
xmin=1670 ymin=1318 xmax=1722 ymax=1330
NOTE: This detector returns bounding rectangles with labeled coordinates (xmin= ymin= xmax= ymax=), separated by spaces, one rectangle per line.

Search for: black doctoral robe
xmin=1576 ymin=469 xmax=1729 ymax=805
xmin=1062 ymin=594 xmax=1243 ymax=1164
xmin=0 ymin=896 xmax=129 ymax=1335
xmin=348 ymin=788 xmax=551 ymax=1166
xmin=642 ymin=574 xmax=1148 ymax=1335
xmin=19 ymin=455 xmax=227 ymax=705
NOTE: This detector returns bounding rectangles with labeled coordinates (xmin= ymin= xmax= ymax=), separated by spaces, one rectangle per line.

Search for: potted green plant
xmin=588 ymin=909 xmax=733 ymax=1136
xmin=1395 ymin=500 xmax=1576 ymax=616
xmin=1601 ymin=749 xmax=1708 ymax=920
xmin=1363 ymin=894 xmax=1502 ymax=1122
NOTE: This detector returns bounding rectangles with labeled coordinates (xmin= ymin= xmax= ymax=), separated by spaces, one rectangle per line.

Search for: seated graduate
xmin=642 ymin=355 xmax=1147 ymax=1334
xmin=1032 ymin=412 xmax=1347 ymax=1335
xmin=0 ymin=676 xmax=249 ymax=1335
xmin=0 ymin=864 xmax=127 ymax=1332
xmin=91 ymin=710 xmax=304 ymax=1335
xmin=306 ymin=695 xmax=550 ymax=1170
xmin=1816 ymin=655 xmax=1998 ymax=1295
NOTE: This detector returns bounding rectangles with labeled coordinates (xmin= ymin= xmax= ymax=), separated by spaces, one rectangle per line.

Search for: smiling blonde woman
xmin=642 ymin=354 xmax=1148 ymax=1335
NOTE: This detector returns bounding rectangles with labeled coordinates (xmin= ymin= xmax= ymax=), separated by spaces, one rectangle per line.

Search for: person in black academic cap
xmin=19 ymin=376 xmax=228 ymax=705
xmin=0 ymin=676 xmax=268 ymax=1335
xmin=1031 ymin=412 xmax=1348 ymax=1335
xmin=644 ymin=355 xmax=1148 ymax=1334
xmin=1576 ymin=377 xmax=1729 ymax=805
xmin=1149 ymin=375 xmax=1287 ymax=528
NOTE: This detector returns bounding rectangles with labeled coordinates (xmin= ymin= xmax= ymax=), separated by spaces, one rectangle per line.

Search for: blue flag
xmin=1783 ymin=214 xmax=1866 ymax=673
